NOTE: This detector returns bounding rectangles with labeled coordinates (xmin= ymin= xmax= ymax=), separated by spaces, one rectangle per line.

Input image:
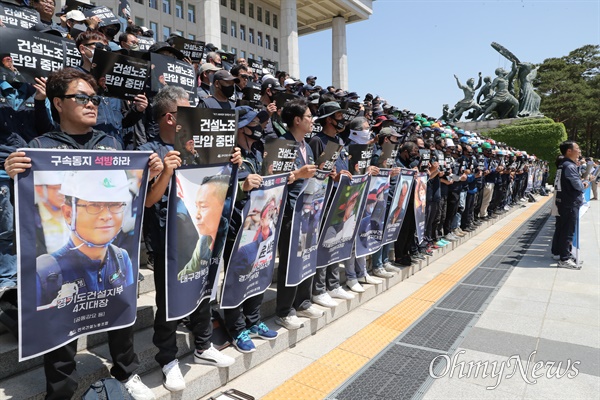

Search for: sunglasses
xmin=60 ymin=94 xmax=102 ymax=106
xmin=83 ymin=42 xmax=111 ymax=52
xmin=239 ymin=75 xmax=251 ymax=80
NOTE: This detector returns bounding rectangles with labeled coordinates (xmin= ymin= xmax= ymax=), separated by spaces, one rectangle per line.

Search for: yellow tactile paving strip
xmin=263 ymin=197 xmax=550 ymax=400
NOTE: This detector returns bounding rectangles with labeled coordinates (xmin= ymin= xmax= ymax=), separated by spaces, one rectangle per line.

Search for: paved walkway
xmin=205 ymin=196 xmax=599 ymax=399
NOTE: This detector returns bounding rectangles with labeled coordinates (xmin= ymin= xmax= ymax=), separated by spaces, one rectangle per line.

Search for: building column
xmin=332 ymin=16 xmax=348 ymax=90
xmin=280 ymin=0 xmax=299 ymax=78
xmin=198 ymin=0 xmax=221 ymax=49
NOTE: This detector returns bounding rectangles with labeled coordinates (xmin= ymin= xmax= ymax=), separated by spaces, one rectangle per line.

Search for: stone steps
xmin=0 ymin=205 xmax=519 ymax=399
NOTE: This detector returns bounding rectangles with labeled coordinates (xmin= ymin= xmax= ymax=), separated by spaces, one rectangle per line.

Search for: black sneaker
xmin=394 ymin=257 xmax=412 ymax=266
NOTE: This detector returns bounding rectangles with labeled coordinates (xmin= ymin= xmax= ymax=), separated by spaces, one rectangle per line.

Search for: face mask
xmin=244 ymin=124 xmax=263 ymax=140
xmin=220 ymin=84 xmax=235 ymax=98
xmin=350 ymin=129 xmax=371 ymax=145
xmin=419 ymin=193 xmax=426 ymax=203
xmin=129 ymin=43 xmax=140 ymax=51
xmin=85 ymin=48 xmax=94 ymax=64
xmin=333 ymin=117 xmax=346 ymax=131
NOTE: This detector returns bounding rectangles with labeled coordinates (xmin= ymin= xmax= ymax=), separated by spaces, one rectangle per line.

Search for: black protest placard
xmin=286 ymin=170 xmax=332 ymax=286
xmin=378 ymin=142 xmax=399 ymax=168
xmin=85 ymin=6 xmax=120 ymax=27
xmin=347 ymin=144 xmax=373 ymax=176
xmin=118 ymin=0 xmax=131 ymax=19
xmin=136 ymin=36 xmax=155 ymax=51
xmin=170 ymin=36 xmax=205 ymax=63
xmin=62 ymin=40 xmax=82 ymax=69
xmin=355 ymin=170 xmax=391 ymax=258
xmin=166 ymin=164 xmax=237 ymax=319
xmin=341 ymin=101 xmax=361 ymax=124
xmin=247 ymin=58 xmax=263 ymax=76
xmin=237 ymin=85 xmax=262 ymax=111
xmin=0 ymin=28 xmax=65 ymax=84
xmin=413 ymin=173 xmax=428 ymax=244
xmin=0 ymin=2 xmax=40 ymax=30
xmin=174 ymin=108 xmax=237 ymax=166
xmin=150 ymin=53 xmax=196 ymax=103
xmin=261 ymin=138 xmax=299 ymax=176
xmin=91 ymin=51 xmax=148 ymax=100
xmin=263 ymin=59 xmax=276 ymax=76
xmin=65 ymin=0 xmax=94 ymax=13
xmin=315 ymin=141 xmax=343 ymax=172
xmin=220 ymin=173 xmax=289 ymax=308
xmin=306 ymin=122 xmax=323 ymax=140
xmin=382 ymin=169 xmax=415 ymax=245
xmin=16 ymin=149 xmax=151 ymax=360
xmin=273 ymin=92 xmax=299 ymax=109
xmin=317 ymin=173 xmax=369 ymax=267
xmin=419 ymin=149 xmax=431 ymax=172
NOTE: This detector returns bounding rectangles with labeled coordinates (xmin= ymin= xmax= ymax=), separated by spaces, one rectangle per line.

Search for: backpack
xmin=82 ymin=378 xmax=133 ymax=400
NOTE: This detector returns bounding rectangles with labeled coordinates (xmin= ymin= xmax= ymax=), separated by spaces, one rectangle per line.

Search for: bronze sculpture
xmin=448 ymin=42 xmax=543 ymax=121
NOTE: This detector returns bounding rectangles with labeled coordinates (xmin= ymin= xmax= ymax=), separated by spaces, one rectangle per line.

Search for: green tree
xmin=536 ymin=45 xmax=600 ymax=157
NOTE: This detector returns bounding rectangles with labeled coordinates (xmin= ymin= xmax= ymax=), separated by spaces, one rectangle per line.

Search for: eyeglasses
xmin=60 ymin=94 xmax=101 ymax=106
xmin=76 ymin=202 xmax=126 ymax=215
xmin=83 ymin=42 xmax=111 ymax=51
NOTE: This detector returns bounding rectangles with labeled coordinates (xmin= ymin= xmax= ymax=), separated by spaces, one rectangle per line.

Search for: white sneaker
xmin=124 ymin=374 xmax=155 ymax=400
xmin=162 ymin=359 xmax=185 ymax=392
xmin=359 ymin=273 xmax=382 ymax=285
xmin=383 ymin=262 xmax=401 ymax=273
xmin=372 ymin=267 xmax=395 ymax=278
xmin=296 ymin=305 xmax=324 ymax=319
xmin=312 ymin=292 xmax=338 ymax=308
xmin=445 ymin=233 xmax=458 ymax=241
xmin=346 ymin=279 xmax=365 ymax=293
xmin=194 ymin=344 xmax=235 ymax=368
xmin=275 ymin=315 xmax=304 ymax=330
xmin=328 ymin=286 xmax=355 ymax=300
xmin=557 ymin=258 xmax=581 ymax=270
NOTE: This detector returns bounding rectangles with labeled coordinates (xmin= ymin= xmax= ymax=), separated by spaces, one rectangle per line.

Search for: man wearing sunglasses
xmin=5 ymin=68 xmax=161 ymax=400
xmin=73 ymin=30 xmax=148 ymax=149
xmin=230 ymin=63 xmax=251 ymax=100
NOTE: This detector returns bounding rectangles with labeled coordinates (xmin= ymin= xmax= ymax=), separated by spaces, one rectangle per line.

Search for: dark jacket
xmin=556 ymin=158 xmax=584 ymax=208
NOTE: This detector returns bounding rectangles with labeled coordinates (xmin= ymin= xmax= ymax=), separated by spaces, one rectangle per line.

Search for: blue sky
xmin=298 ymin=0 xmax=600 ymax=118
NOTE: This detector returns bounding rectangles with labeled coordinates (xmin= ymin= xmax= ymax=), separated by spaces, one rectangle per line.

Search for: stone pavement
xmin=206 ymin=197 xmax=599 ymax=399
xmin=422 ymin=199 xmax=600 ymax=399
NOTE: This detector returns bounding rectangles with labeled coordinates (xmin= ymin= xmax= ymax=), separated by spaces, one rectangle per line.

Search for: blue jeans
xmin=0 ymin=178 xmax=17 ymax=288
xmin=372 ymin=243 xmax=391 ymax=269
xmin=343 ymin=251 xmax=366 ymax=280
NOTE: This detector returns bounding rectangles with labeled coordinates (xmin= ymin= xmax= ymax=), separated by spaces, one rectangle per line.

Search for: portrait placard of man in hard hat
xmin=35 ymin=169 xmax=139 ymax=311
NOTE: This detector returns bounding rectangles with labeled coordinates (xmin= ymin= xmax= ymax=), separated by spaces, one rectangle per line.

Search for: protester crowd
xmin=0 ymin=1 xmax=596 ymax=399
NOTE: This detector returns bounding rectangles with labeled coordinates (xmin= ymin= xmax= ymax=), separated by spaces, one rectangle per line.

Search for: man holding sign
xmin=5 ymin=68 xmax=161 ymax=400
xmin=75 ymin=30 xmax=148 ymax=146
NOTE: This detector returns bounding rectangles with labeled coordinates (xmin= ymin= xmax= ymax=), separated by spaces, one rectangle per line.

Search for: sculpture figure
xmin=441 ymin=104 xmax=452 ymax=121
xmin=479 ymin=63 xmax=519 ymax=120
xmin=517 ymin=62 xmax=543 ymax=117
xmin=450 ymin=73 xmax=482 ymax=121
